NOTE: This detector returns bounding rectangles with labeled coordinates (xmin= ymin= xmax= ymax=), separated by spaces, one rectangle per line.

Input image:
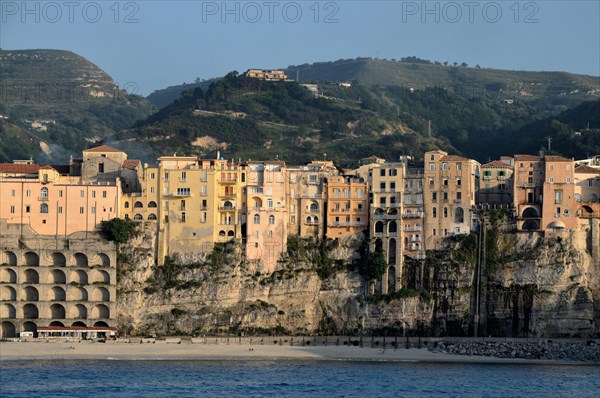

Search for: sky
xmin=1 ymin=0 xmax=599 ymax=96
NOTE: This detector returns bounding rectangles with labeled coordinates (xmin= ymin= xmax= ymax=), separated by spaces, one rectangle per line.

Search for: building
xmin=244 ymin=69 xmax=288 ymax=81
xmin=354 ymin=156 xmax=404 ymax=293
xmin=423 ymin=150 xmax=480 ymax=249
xmin=245 ymin=161 xmax=288 ymax=272
xmin=324 ymin=175 xmax=369 ymax=240
xmin=401 ymin=157 xmax=426 ymax=260
xmin=478 ymin=158 xmax=513 ymax=208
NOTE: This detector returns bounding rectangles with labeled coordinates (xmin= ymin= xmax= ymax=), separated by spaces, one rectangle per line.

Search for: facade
xmin=245 ymin=161 xmax=288 ymax=272
xmin=478 ymin=158 xmax=514 ymax=207
xmin=324 ymin=175 xmax=369 ymax=239
xmin=401 ymin=158 xmax=426 ymax=260
xmin=423 ymin=150 xmax=480 ymax=249
xmin=354 ymin=156 xmax=404 ymax=293
xmin=0 ymin=223 xmax=116 ymax=338
xmin=244 ymin=69 xmax=288 ymax=81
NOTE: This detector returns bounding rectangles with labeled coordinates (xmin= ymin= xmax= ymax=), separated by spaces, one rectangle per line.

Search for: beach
xmin=0 ymin=339 xmax=593 ymax=365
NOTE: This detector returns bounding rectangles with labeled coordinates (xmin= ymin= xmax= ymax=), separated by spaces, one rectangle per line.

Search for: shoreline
xmin=1 ymin=341 xmax=597 ymax=366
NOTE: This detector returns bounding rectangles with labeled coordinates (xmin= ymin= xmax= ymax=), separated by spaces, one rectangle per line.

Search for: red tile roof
xmin=441 ymin=155 xmax=470 ymax=162
xmin=544 ymin=155 xmax=573 ymax=162
xmin=482 ymin=160 xmax=512 ymax=168
xmin=122 ymin=159 xmax=141 ymax=170
xmin=84 ymin=144 xmax=124 ymax=153
xmin=0 ymin=163 xmax=42 ymax=174
xmin=575 ymin=165 xmax=600 ymax=174
xmin=514 ymin=154 xmax=540 ymax=161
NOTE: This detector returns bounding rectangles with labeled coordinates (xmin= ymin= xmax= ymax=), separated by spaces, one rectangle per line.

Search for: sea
xmin=0 ymin=359 xmax=598 ymax=397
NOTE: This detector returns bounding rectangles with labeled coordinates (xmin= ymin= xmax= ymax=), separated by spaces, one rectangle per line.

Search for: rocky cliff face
xmin=115 ymin=220 xmax=599 ymax=338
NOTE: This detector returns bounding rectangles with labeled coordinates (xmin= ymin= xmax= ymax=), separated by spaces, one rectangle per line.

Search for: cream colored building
xmin=479 ymin=158 xmax=513 ymax=207
xmin=423 ymin=150 xmax=480 ymax=249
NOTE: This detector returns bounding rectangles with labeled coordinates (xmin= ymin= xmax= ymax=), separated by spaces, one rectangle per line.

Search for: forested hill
xmin=112 ymin=73 xmax=599 ymax=166
xmin=0 ymin=49 xmax=156 ymax=162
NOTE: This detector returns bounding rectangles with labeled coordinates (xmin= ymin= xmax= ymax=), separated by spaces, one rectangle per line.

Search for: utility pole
xmin=547 ymin=137 xmax=552 ymax=152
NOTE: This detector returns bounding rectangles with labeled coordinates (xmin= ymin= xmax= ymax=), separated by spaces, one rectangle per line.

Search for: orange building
xmin=324 ymin=176 xmax=368 ymax=239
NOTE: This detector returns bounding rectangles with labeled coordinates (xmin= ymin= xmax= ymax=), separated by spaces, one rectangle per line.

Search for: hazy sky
xmin=2 ymin=0 xmax=599 ymax=95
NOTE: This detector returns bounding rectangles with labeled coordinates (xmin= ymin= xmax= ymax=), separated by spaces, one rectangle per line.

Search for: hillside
xmin=149 ymin=57 xmax=599 ymax=110
xmin=0 ymin=49 xmax=156 ymax=162
xmin=113 ymin=72 xmax=599 ymax=165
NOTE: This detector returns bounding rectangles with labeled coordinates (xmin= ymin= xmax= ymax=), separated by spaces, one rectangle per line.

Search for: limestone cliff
xmin=115 ymin=219 xmax=599 ymax=338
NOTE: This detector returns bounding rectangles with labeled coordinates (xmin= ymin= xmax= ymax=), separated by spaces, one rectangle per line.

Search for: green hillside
xmin=0 ymin=49 xmax=156 ymax=162
xmin=111 ymin=72 xmax=599 ymax=166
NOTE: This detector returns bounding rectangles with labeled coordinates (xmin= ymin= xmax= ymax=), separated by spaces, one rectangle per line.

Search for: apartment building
xmin=478 ymin=158 xmax=514 ymax=207
xmin=401 ymin=158 xmax=426 ymax=260
xmin=324 ymin=175 xmax=369 ymax=239
xmin=244 ymin=69 xmax=288 ymax=81
xmin=245 ymin=161 xmax=288 ymax=272
xmin=354 ymin=156 xmax=404 ymax=293
xmin=423 ymin=150 xmax=480 ymax=249
xmin=287 ymin=161 xmax=339 ymax=238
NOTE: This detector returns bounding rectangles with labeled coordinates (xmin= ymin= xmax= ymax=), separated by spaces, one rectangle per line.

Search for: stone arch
xmin=124 ymin=201 xmax=130 ymax=208
xmin=71 ymin=270 xmax=88 ymax=284
xmin=50 ymin=269 xmax=66 ymax=284
xmin=93 ymin=321 xmax=109 ymax=327
xmin=22 ymin=321 xmax=37 ymax=332
xmin=219 ymin=230 xmax=226 ymax=237
xmin=69 ymin=304 xmax=88 ymax=319
xmin=50 ymin=286 xmax=66 ymax=301
xmin=388 ymin=238 xmax=397 ymax=263
xmin=577 ymin=205 xmax=593 ymax=216
xmin=23 ymin=269 xmax=39 ymax=284
xmin=148 ymin=214 xmax=157 ymax=220
xmin=51 ymin=252 xmax=66 ymax=267
xmin=388 ymin=221 xmax=397 ymax=233
xmin=148 ymin=201 xmax=157 ymax=208
xmin=387 ymin=208 xmax=398 ymax=215
xmin=98 ymin=253 xmax=110 ymax=267
xmin=134 ymin=201 xmax=143 ymax=208
xmin=24 ymin=252 xmax=39 ymax=266
xmin=375 ymin=238 xmax=383 ymax=253
xmin=133 ymin=214 xmax=143 ymax=221
xmin=0 ymin=268 xmax=17 ymax=283
xmin=455 ymin=207 xmax=464 ymax=223
xmin=49 ymin=321 xmax=65 ymax=327
xmin=24 ymin=286 xmax=39 ymax=301
xmin=91 ymin=270 xmax=110 ymax=284
xmin=72 ymin=321 xmax=87 ymax=327
xmin=522 ymin=207 xmax=539 ymax=218
xmin=1 ymin=303 xmax=16 ymax=318
xmin=22 ymin=303 xmax=39 ymax=319
xmin=374 ymin=208 xmax=384 ymax=218
xmin=227 ymin=230 xmax=235 ymax=237
xmin=522 ymin=219 xmax=539 ymax=230
xmin=1 ymin=286 xmax=16 ymax=301
xmin=375 ymin=221 xmax=384 ymax=233
xmin=49 ymin=304 xmax=66 ymax=319
xmin=92 ymin=287 xmax=110 ymax=301
xmin=1 ymin=321 xmax=16 ymax=338
xmin=73 ymin=287 xmax=88 ymax=301
xmin=91 ymin=304 xmax=110 ymax=319
xmin=387 ymin=266 xmax=396 ymax=293
xmin=309 ymin=202 xmax=319 ymax=212
xmin=74 ymin=253 xmax=88 ymax=267
xmin=3 ymin=251 xmax=17 ymax=266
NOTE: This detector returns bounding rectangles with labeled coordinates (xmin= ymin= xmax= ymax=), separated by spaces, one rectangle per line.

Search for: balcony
xmin=402 ymin=212 xmax=423 ymax=218
xmin=219 ymin=191 xmax=236 ymax=198
xmin=219 ymin=206 xmax=236 ymax=211
xmin=38 ymin=195 xmax=49 ymax=201
xmin=220 ymin=178 xmax=238 ymax=184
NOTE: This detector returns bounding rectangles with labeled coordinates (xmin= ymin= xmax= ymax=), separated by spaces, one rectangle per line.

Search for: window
xmin=10 ymin=189 xmax=15 ymax=197
xmin=268 ymin=231 xmax=273 ymax=238
xmin=26 ymin=190 xmax=31 ymax=197
xmin=79 ymin=207 xmax=84 ymax=214
xmin=268 ymin=215 xmax=275 ymax=225
xmin=181 ymin=171 xmax=187 ymax=181
xmin=267 ymin=199 xmax=273 ymax=209
xmin=443 ymin=192 xmax=448 ymax=201
xmin=177 ymin=188 xmax=191 ymax=196
xmin=92 ymin=191 xmax=96 ymax=198
xmin=554 ymin=190 xmax=562 ymax=204
xmin=429 ymin=178 xmax=434 ymax=186
xmin=181 ymin=212 xmax=186 ymax=222
xmin=80 ymin=190 xmax=84 ymax=198
xmin=124 ymin=202 xmax=130 ymax=209
xmin=309 ymin=174 xmax=318 ymax=183
xmin=433 ymin=228 xmax=436 ymax=236
xmin=429 ymin=163 xmax=435 ymax=171
xmin=442 ymin=163 xmax=448 ymax=171
xmin=457 ymin=163 xmax=462 ymax=171
xmin=390 ymin=182 xmax=396 ymax=191
xmin=39 ymin=203 xmax=49 ymax=213
xmin=457 ymin=178 xmax=461 ymax=186
xmin=334 ymin=203 xmax=340 ymax=211
xmin=443 ymin=179 xmax=448 ymax=186
xmin=58 ymin=190 xmax=63 ymax=198
xmin=164 ymin=172 xmax=169 ymax=181
xmin=150 ymin=172 xmax=155 ymax=179
xmin=358 ymin=203 xmax=363 ymax=210
xmin=98 ymin=163 xmax=104 ymax=173
xmin=334 ymin=189 xmax=340 ymax=198
xmin=344 ymin=189 xmax=350 ymax=198
xmin=40 ymin=187 xmax=48 ymax=200
xmin=555 ymin=207 xmax=561 ymax=216
xmin=357 ymin=189 xmax=363 ymax=198
xmin=379 ymin=197 xmax=386 ymax=205
xmin=432 ymin=192 xmax=437 ymax=201
xmin=432 ymin=207 xmax=437 ymax=218
xmin=443 ymin=207 xmax=448 ymax=218
xmin=456 ymin=192 xmax=462 ymax=201
xmin=91 ymin=207 xmax=96 ymax=214
xmin=380 ymin=169 xmax=386 ymax=176
xmin=254 ymin=214 xmax=260 ymax=224
xmin=291 ymin=215 xmax=296 ymax=224
xmin=10 ymin=205 xmax=15 ymax=214
xmin=201 ymin=212 xmax=207 ymax=223
xmin=380 ymin=182 xmax=386 ymax=191
xmin=566 ymin=177 xmax=571 ymax=183
xmin=25 ymin=205 xmax=31 ymax=213
xmin=549 ymin=165 xmax=554 ymax=171
xmin=549 ymin=177 xmax=554 ymax=183
xmin=58 ymin=207 xmax=62 ymax=214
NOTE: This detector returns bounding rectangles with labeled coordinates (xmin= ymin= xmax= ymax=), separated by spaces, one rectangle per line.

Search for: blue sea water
xmin=0 ymin=359 xmax=598 ymax=397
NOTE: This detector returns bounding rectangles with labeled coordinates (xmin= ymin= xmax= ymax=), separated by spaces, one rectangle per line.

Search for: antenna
xmin=547 ymin=137 xmax=552 ymax=152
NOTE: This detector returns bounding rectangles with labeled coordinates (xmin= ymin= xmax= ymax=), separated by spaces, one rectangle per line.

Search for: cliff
xmin=115 ymin=218 xmax=599 ymax=338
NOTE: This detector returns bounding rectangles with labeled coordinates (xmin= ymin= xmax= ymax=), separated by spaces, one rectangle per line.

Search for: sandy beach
xmin=0 ymin=340 xmax=591 ymax=365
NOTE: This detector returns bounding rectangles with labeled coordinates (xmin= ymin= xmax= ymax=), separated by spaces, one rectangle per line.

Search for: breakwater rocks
xmin=431 ymin=339 xmax=600 ymax=362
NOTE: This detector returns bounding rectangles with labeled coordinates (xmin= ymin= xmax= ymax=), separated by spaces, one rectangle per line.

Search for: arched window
xmin=133 ymin=214 xmax=143 ymax=221
xmin=40 ymin=187 xmax=48 ymax=200
xmin=309 ymin=203 xmax=319 ymax=212
xmin=455 ymin=207 xmax=464 ymax=223
xmin=219 ymin=230 xmax=226 ymax=236
xmin=253 ymin=214 xmax=260 ymax=224
xmin=388 ymin=221 xmax=397 ymax=233
xmin=268 ymin=215 xmax=275 ymax=225
xmin=148 ymin=201 xmax=157 ymax=208
xmin=40 ymin=203 xmax=48 ymax=214
xmin=267 ymin=199 xmax=273 ymax=209
xmin=124 ymin=202 xmax=130 ymax=209
xmin=375 ymin=221 xmax=384 ymax=233
xmin=357 ymin=189 xmax=363 ymax=198
xmin=134 ymin=201 xmax=143 ymax=208
xmin=148 ymin=214 xmax=157 ymax=220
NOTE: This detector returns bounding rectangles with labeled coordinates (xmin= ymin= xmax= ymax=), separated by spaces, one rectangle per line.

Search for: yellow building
xmin=423 ymin=150 xmax=480 ymax=250
xmin=324 ymin=175 xmax=369 ymax=239
xmin=479 ymin=158 xmax=513 ymax=208
xmin=245 ymin=161 xmax=288 ymax=272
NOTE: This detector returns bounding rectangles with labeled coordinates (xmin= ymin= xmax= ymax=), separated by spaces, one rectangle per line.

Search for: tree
xmin=100 ymin=218 xmax=135 ymax=244
xmin=367 ymin=249 xmax=387 ymax=281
